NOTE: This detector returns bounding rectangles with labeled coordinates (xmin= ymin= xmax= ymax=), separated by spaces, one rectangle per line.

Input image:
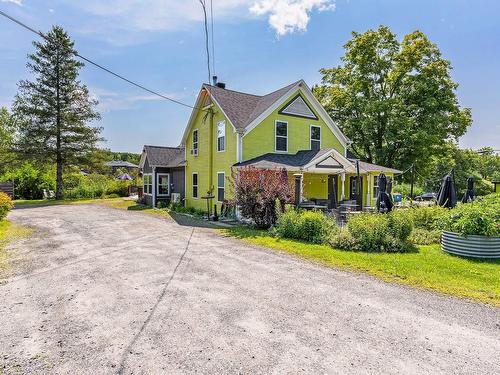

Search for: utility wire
xmin=0 ymin=9 xmax=197 ymax=109
xmin=210 ymin=0 xmax=216 ymax=76
xmin=198 ymin=0 xmax=211 ymax=84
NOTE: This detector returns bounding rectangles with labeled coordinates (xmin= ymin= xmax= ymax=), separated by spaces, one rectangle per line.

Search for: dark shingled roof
xmin=234 ymin=149 xmax=401 ymax=175
xmin=203 ymin=81 xmax=300 ymax=131
xmin=234 ymin=149 xmax=331 ymax=170
xmin=143 ymin=145 xmax=185 ymax=167
xmin=105 ymin=160 xmax=139 ymax=168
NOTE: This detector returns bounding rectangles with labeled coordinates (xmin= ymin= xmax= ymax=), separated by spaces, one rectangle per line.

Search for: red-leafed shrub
xmin=232 ymin=167 xmax=293 ymax=228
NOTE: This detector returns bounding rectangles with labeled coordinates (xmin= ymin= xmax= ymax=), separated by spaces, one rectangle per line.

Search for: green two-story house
xmin=178 ymin=79 xmax=400 ymax=212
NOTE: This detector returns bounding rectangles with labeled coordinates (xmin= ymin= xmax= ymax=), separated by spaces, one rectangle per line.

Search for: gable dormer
xmin=278 ymin=94 xmax=318 ymax=120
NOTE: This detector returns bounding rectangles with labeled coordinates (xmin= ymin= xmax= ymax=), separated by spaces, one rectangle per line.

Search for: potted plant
xmin=441 ymin=194 xmax=500 ymax=258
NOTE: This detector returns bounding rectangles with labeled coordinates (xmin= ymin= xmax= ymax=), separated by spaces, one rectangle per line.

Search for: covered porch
xmin=235 ymin=148 xmax=401 ymax=211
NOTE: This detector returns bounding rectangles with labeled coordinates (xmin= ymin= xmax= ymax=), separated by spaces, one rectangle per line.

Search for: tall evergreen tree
xmin=13 ymin=26 xmax=101 ymax=199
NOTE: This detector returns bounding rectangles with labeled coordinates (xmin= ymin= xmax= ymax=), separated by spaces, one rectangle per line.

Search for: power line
xmin=210 ymin=0 xmax=216 ymax=76
xmin=198 ymin=0 xmax=211 ymax=84
xmin=0 ymin=9 xmax=197 ymax=109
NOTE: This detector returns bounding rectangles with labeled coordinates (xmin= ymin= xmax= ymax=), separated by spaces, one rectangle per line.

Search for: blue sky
xmin=1 ymin=0 xmax=499 ymax=153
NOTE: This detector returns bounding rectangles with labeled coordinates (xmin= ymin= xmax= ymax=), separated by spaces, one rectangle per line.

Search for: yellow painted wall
xmin=242 ymin=90 xmax=345 ymax=161
xmin=184 ymin=101 xmax=237 ymax=212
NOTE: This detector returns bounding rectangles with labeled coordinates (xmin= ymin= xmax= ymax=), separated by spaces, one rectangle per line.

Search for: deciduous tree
xmin=314 ymin=26 xmax=472 ymax=173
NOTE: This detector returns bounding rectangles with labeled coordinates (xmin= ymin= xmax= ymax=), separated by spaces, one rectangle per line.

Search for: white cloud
xmin=69 ymin=0 xmax=250 ymax=32
xmin=65 ymin=0 xmax=332 ymax=40
xmin=250 ymin=0 xmax=335 ymax=36
xmin=1 ymin=0 xmax=23 ymax=5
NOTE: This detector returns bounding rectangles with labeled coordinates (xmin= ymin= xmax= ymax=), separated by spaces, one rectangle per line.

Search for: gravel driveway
xmin=1 ymin=204 xmax=499 ymax=374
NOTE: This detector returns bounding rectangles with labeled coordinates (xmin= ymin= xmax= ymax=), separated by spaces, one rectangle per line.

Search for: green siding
xmin=242 ymin=90 xmax=345 ymax=161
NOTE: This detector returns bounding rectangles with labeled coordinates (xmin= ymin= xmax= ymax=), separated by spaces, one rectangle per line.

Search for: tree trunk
xmin=55 ymin=47 xmax=63 ymax=200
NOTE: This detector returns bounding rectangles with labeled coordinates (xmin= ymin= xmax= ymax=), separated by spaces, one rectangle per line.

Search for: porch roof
xmin=234 ymin=148 xmax=402 ymax=175
xmin=234 ymin=149 xmax=357 ymax=174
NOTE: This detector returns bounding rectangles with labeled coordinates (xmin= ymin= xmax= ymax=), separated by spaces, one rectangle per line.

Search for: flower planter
xmin=441 ymin=231 xmax=500 ymax=259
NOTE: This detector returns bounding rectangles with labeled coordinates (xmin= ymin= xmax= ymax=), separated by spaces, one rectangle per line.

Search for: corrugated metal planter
xmin=441 ymin=231 xmax=500 ymax=258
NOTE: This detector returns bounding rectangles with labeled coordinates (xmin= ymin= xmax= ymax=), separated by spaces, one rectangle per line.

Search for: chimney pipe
xmin=212 ymin=75 xmax=218 ymax=86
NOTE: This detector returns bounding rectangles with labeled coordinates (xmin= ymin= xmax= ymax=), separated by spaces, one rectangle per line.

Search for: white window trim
xmin=373 ymin=175 xmax=379 ymax=197
xmin=192 ymin=172 xmax=199 ymax=199
xmin=217 ymin=121 xmax=226 ymax=152
xmin=143 ymin=173 xmax=152 ymax=196
xmin=217 ymin=171 xmax=225 ymax=203
xmin=275 ymin=120 xmax=288 ymax=153
xmin=310 ymin=125 xmax=321 ymax=150
xmin=157 ymin=173 xmax=170 ymax=197
xmin=192 ymin=129 xmax=199 ymax=156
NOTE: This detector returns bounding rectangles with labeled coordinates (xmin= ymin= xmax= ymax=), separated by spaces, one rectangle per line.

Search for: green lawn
xmin=222 ymin=226 xmax=500 ymax=306
xmin=0 ymin=220 xmax=32 ymax=274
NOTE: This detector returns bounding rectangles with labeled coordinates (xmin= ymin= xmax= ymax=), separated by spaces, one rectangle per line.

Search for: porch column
xmin=294 ymin=173 xmax=303 ymax=207
xmin=152 ymin=166 xmax=156 ymax=208
xmin=340 ymin=173 xmax=345 ymax=201
xmin=366 ymin=174 xmax=371 ymax=208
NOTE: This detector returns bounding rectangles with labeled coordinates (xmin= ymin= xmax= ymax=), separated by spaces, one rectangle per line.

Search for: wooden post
xmin=294 ymin=173 xmax=303 ymax=208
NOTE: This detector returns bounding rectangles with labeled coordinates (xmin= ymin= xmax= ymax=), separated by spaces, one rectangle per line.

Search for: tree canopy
xmin=13 ymin=26 xmax=102 ymax=199
xmin=314 ymin=26 xmax=472 ymax=172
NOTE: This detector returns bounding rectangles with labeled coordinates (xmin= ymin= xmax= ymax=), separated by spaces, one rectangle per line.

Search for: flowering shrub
xmin=0 ymin=192 xmax=13 ymax=221
xmin=233 ymin=167 xmax=293 ymax=228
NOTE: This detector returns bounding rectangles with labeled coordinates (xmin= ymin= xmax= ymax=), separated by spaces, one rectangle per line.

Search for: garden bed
xmin=442 ymin=231 xmax=500 ymax=258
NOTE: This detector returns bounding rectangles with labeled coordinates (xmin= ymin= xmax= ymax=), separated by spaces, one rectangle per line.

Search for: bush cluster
xmin=409 ymin=228 xmax=441 ymax=245
xmin=0 ymin=163 xmax=55 ymax=200
xmin=441 ymin=193 xmax=499 ymax=237
xmin=407 ymin=205 xmax=448 ymax=231
xmin=63 ymin=173 xmax=129 ymax=199
xmin=167 ymin=202 xmax=205 ymax=217
xmin=0 ymin=192 xmax=13 ymax=221
xmin=332 ymin=211 xmax=414 ymax=252
xmin=275 ymin=209 xmax=334 ymax=244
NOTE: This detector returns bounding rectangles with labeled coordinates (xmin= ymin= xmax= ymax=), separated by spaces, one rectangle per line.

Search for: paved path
xmin=1 ymin=204 xmax=499 ymax=374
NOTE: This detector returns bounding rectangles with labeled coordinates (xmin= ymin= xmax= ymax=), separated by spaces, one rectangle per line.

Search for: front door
xmin=327 ymin=175 xmax=338 ymax=209
xmin=350 ymin=176 xmax=363 ymax=208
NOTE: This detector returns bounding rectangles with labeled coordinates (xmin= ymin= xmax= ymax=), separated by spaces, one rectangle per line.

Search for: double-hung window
xmin=157 ymin=174 xmax=170 ymax=196
xmin=310 ymin=125 xmax=321 ymax=150
xmin=192 ymin=129 xmax=199 ymax=155
xmin=217 ymin=172 xmax=225 ymax=202
xmin=217 ymin=121 xmax=225 ymax=152
xmin=275 ymin=121 xmax=288 ymax=152
xmin=143 ymin=174 xmax=152 ymax=195
xmin=373 ymin=175 xmax=379 ymax=197
xmin=192 ymin=173 xmax=198 ymax=198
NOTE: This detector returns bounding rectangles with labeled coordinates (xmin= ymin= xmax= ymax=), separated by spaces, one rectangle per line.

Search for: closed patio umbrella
xmin=461 ymin=177 xmax=475 ymax=203
xmin=437 ymin=174 xmax=457 ymax=208
xmin=376 ymin=173 xmax=393 ymax=213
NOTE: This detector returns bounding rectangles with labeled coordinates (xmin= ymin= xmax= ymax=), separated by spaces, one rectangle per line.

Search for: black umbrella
xmin=461 ymin=177 xmax=475 ymax=203
xmin=437 ymin=174 xmax=457 ymax=208
xmin=376 ymin=173 xmax=393 ymax=213
xmin=387 ymin=177 xmax=393 ymax=201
